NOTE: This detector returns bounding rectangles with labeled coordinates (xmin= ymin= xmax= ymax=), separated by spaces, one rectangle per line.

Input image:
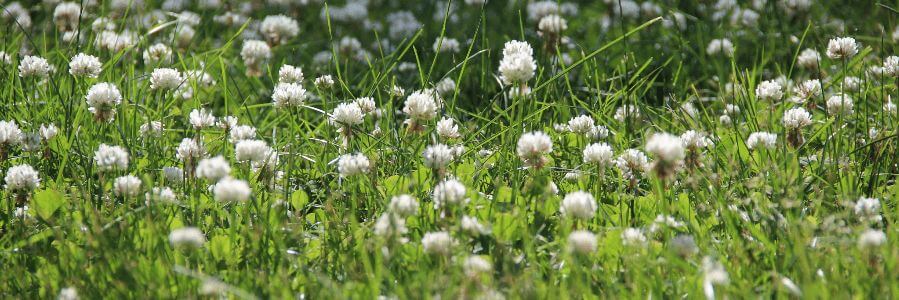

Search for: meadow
xmin=2 ymin=0 xmax=899 ymax=298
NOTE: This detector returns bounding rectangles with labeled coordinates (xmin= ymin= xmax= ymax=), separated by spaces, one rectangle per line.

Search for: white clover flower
xmin=337 ymin=36 xmax=362 ymax=55
xmin=463 ymin=256 xmax=492 ymax=278
xmin=113 ymin=175 xmax=142 ymax=197
xmin=314 ymin=75 xmax=334 ymax=89
xmin=260 ymin=15 xmax=299 ymax=46
xmin=621 ymin=228 xmax=647 ymax=246
xmin=85 ymin=82 xmax=122 ymax=112
xmin=241 ymin=40 xmax=271 ymax=76
xmin=567 ymin=230 xmax=597 ymax=255
xmin=783 ymin=107 xmax=812 ymax=129
xmin=330 ymin=102 xmax=364 ymax=126
xmin=389 ymin=194 xmax=418 ymax=217
xmin=858 ymin=229 xmax=886 ymax=249
xmin=538 ymin=14 xmax=567 ymax=34
xmin=95 ymin=30 xmax=138 ymax=53
xmin=2 ymin=3 xmax=31 ymax=29
xmin=373 ymin=213 xmax=407 ymax=238
xmin=435 ymin=78 xmax=456 ymax=96
xmin=724 ymin=104 xmax=741 ymax=115
xmin=826 ymin=93 xmax=854 ymax=115
xmin=150 ymin=68 xmax=183 ymax=90
xmin=272 ymin=82 xmax=307 ymax=108
xmin=746 ymin=132 xmax=777 ymax=150
xmin=564 ymin=171 xmax=581 ymax=182
xmin=755 ymin=80 xmax=783 ymax=101
xmin=68 ymin=53 xmax=102 ymax=78
xmin=390 ymin=85 xmax=406 ymax=97
xmin=730 ymin=7 xmax=759 ymax=27
xmin=842 ymin=76 xmax=861 ymax=92
xmin=614 ymin=105 xmax=641 ymax=122
xmin=461 ymin=216 xmax=490 ymax=235
xmin=196 ymin=156 xmax=231 ymax=182
xmin=0 ymin=51 xmax=11 ymax=65
xmin=216 ymin=116 xmax=238 ymax=130
xmin=185 ymin=70 xmax=215 ymax=87
xmin=39 ymin=123 xmax=58 ymax=141
xmin=451 ymin=145 xmax=465 ymax=158
xmin=4 ymin=164 xmax=40 ymax=193
xmin=172 ymin=25 xmax=196 ymax=49
xmin=421 ymin=231 xmax=454 ymax=256
xmin=94 ymin=144 xmax=129 ymax=171
xmin=140 ymin=121 xmax=164 ymax=137
xmin=163 ymin=167 xmax=184 ymax=184
xmin=175 ymin=11 xmax=201 ymax=26
xmin=53 ymin=2 xmax=81 ymax=31
xmin=0 ymin=120 xmax=23 ymax=147
xmin=561 ymin=191 xmax=597 ymax=220
xmin=176 ymin=138 xmax=206 ymax=163
xmin=147 ymin=186 xmax=177 ymax=203
xmin=613 ymin=0 xmax=639 ymax=18
xmin=706 ymin=39 xmax=734 ymax=57
xmin=884 ymin=56 xmax=899 ymax=77
xmin=58 ymin=287 xmax=78 ymax=300
xmin=567 ymin=115 xmax=594 ymax=134
xmin=189 ymin=108 xmax=216 ymax=129
xmin=719 ymin=115 xmax=732 ymax=124
xmin=498 ymin=40 xmax=537 ymax=86
xmin=18 ymin=133 xmax=39 ymax=153
xmin=387 ymin=11 xmax=422 ymax=40
xmin=239 ymin=40 xmax=271 ymax=64
xmin=433 ymin=38 xmax=460 ymax=53
xmin=433 ymin=179 xmax=467 ymax=210
xmin=826 ymin=37 xmax=858 ymax=59
xmin=337 ymin=153 xmax=370 ymax=177
xmin=616 ymin=149 xmax=649 ymax=178
xmin=796 ymin=48 xmax=820 ymax=70
xmin=213 ymin=177 xmax=251 ymax=202
xmin=702 ymin=256 xmax=730 ymax=299
xmin=516 ymin=131 xmax=552 ymax=167
xmin=501 ymin=39 xmax=531 ymax=57
xmin=423 ymin=143 xmax=455 ymax=169
xmin=589 ymin=125 xmax=609 ymax=140
xmin=234 ymin=140 xmax=271 ymax=163
xmin=19 ymin=55 xmax=51 ymax=78
xmin=278 ymin=64 xmax=304 ymax=83
xmin=143 ymin=43 xmax=173 ymax=65
xmin=436 ymin=117 xmax=460 ymax=139
xmin=869 ymin=65 xmax=886 ymax=78
xmin=252 ymin=149 xmax=279 ymax=172
xmin=527 ymin=1 xmax=566 ymax=20
xmin=854 ymin=197 xmax=881 ymax=220
xmin=353 ymin=97 xmax=376 ymax=114
xmin=229 ymin=125 xmax=256 ymax=143
xmin=403 ymin=91 xmax=439 ymax=121
xmin=645 ymin=133 xmax=685 ymax=164
xmin=169 ymin=227 xmax=206 ymax=248
xmin=680 ymin=130 xmax=713 ymax=149
xmin=583 ymin=143 xmax=614 ymax=166
xmin=794 ymin=80 xmax=823 ymax=101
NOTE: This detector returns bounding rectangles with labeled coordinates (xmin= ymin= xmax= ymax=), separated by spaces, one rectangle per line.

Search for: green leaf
xmin=32 ymin=189 xmax=66 ymax=221
xmin=379 ymin=174 xmax=407 ymax=195
xmin=494 ymin=186 xmax=513 ymax=203
xmin=209 ymin=235 xmax=235 ymax=264
xmin=290 ymin=189 xmax=310 ymax=209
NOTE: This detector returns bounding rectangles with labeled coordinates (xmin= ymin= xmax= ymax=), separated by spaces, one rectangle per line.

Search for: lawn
xmin=1 ymin=0 xmax=899 ymax=298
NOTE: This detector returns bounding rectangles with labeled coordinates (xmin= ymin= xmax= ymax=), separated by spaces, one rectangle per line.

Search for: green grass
xmin=2 ymin=0 xmax=899 ymax=298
